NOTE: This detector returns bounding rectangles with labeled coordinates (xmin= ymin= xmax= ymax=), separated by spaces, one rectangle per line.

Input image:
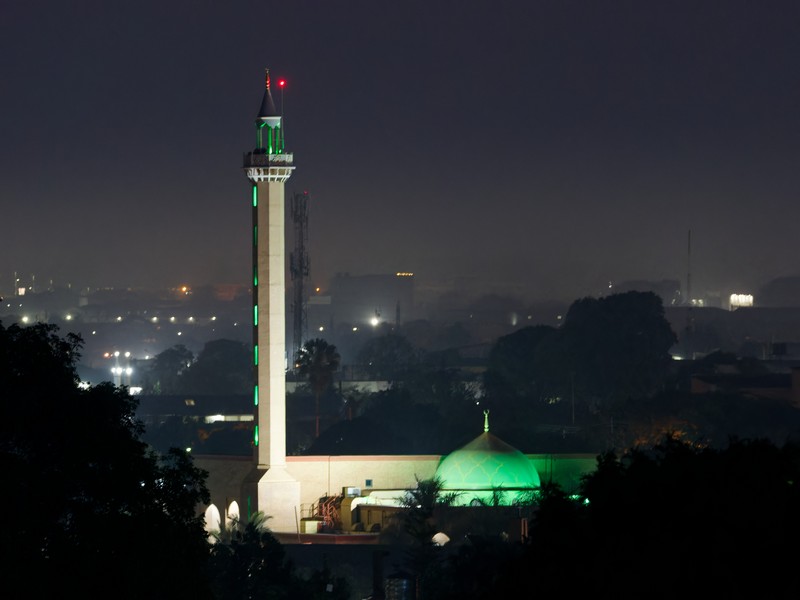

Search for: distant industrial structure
xmin=290 ymin=191 xmax=310 ymax=361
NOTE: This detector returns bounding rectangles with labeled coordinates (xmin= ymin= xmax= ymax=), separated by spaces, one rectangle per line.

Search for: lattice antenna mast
xmin=686 ymin=229 xmax=692 ymax=306
xmin=290 ymin=191 xmax=310 ymax=362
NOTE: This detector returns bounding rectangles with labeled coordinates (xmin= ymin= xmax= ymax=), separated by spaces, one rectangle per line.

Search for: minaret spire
xmin=484 ymin=409 xmax=490 ymax=433
xmin=255 ymin=67 xmax=282 ymax=153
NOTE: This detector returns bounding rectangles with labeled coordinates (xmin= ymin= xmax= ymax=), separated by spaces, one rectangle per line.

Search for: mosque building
xmin=196 ymin=72 xmax=597 ymax=538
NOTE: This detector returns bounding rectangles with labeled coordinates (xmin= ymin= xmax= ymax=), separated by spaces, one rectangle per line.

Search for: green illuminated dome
xmin=435 ymin=412 xmax=540 ymax=506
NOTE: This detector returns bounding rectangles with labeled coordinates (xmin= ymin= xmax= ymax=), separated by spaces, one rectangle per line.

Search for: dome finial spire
xmin=483 ymin=409 xmax=490 ymax=433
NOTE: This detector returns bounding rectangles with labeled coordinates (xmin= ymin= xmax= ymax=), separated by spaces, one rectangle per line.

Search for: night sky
xmin=3 ymin=1 xmax=799 ymax=303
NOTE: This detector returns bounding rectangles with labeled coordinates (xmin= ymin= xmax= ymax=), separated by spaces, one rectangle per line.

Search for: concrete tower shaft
xmin=245 ymin=178 xmax=292 ymax=468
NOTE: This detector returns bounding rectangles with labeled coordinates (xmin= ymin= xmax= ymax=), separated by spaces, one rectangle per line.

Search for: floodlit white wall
xmin=729 ymin=293 xmax=754 ymax=310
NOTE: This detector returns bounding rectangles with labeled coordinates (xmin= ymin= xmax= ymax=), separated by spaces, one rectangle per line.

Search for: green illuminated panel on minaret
xmin=254 ymin=345 xmax=258 ymax=366
xmin=252 ymin=186 xmax=257 ymax=207
xmin=253 ymin=269 xmax=258 ymax=287
xmin=254 ymin=425 xmax=259 ymax=446
xmin=253 ymin=305 xmax=258 ymax=326
xmin=254 ymin=385 xmax=258 ymax=406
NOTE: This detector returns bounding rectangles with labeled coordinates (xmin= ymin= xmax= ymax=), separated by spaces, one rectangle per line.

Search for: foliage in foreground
xmin=0 ymin=322 xmax=351 ymax=599
xmin=209 ymin=512 xmax=350 ymax=600
xmin=0 ymin=322 xmax=212 ymax=598
xmin=421 ymin=436 xmax=800 ymax=599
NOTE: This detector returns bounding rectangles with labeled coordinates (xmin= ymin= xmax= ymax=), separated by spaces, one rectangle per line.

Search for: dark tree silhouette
xmin=356 ymin=332 xmax=418 ymax=382
xmin=183 ymin=338 xmax=251 ymax=394
xmin=142 ymin=343 xmax=194 ymax=394
xmin=209 ymin=512 xmax=351 ymax=599
xmin=431 ymin=437 xmax=800 ymax=599
xmin=295 ymin=338 xmax=341 ymax=438
xmin=483 ymin=324 xmax=557 ymax=403
xmin=0 ymin=322 xmax=212 ymax=598
xmin=556 ymin=291 xmax=677 ymax=409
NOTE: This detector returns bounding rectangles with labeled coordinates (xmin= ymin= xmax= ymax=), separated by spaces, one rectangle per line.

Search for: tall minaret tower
xmin=241 ymin=69 xmax=299 ymax=532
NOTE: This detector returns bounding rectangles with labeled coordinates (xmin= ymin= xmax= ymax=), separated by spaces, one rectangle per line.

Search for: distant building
xmin=315 ymin=272 xmax=416 ymax=329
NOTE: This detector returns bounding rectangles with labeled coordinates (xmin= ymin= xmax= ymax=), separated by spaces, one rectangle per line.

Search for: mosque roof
xmin=435 ymin=412 xmax=541 ymax=494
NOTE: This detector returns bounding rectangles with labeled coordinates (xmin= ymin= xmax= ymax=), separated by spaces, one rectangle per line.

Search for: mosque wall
xmin=195 ymin=453 xmax=599 ymax=531
xmin=194 ymin=455 xmax=253 ymax=525
xmin=286 ymin=454 xmax=441 ymax=516
xmin=529 ymin=454 xmax=599 ymax=493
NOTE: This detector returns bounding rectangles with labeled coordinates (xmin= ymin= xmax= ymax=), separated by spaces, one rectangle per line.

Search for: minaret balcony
xmin=244 ymin=152 xmax=295 ymax=182
xmin=243 ymin=152 xmax=294 ymax=168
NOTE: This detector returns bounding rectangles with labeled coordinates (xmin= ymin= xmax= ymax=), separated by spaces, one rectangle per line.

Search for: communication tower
xmin=290 ymin=191 xmax=310 ymax=361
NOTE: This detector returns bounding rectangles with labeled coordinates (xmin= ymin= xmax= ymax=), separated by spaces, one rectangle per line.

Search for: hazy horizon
xmin=3 ymin=1 xmax=799 ymax=304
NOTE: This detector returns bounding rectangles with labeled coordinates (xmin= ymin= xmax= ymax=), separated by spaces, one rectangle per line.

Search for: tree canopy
xmin=141 ymin=339 xmax=251 ymax=395
xmin=0 ymin=322 xmax=212 ymax=598
xmin=483 ymin=291 xmax=677 ymax=421
xmin=356 ymin=332 xmax=419 ymax=381
xmin=414 ymin=437 xmax=800 ymax=599
xmin=294 ymin=338 xmax=341 ymax=438
xmin=559 ymin=291 xmax=677 ymax=406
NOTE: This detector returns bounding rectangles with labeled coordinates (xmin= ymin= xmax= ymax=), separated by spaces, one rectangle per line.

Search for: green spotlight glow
xmin=252 ymin=186 xmax=257 ymax=207
xmin=253 ymin=305 xmax=258 ymax=326
xmin=254 ymin=345 xmax=258 ymax=366
xmin=254 ymin=385 xmax=258 ymax=406
xmin=254 ymin=425 xmax=259 ymax=446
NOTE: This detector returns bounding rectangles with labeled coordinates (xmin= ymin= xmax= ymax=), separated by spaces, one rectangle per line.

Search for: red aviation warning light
xmin=278 ymin=79 xmax=286 ymax=88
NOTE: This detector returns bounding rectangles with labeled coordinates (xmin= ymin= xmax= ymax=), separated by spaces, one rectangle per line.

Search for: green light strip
xmin=253 ymin=305 xmax=258 ymax=326
xmin=254 ymin=425 xmax=259 ymax=446
xmin=252 ymin=186 xmax=257 ymax=207
xmin=254 ymin=385 xmax=258 ymax=406
xmin=254 ymin=345 xmax=258 ymax=366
